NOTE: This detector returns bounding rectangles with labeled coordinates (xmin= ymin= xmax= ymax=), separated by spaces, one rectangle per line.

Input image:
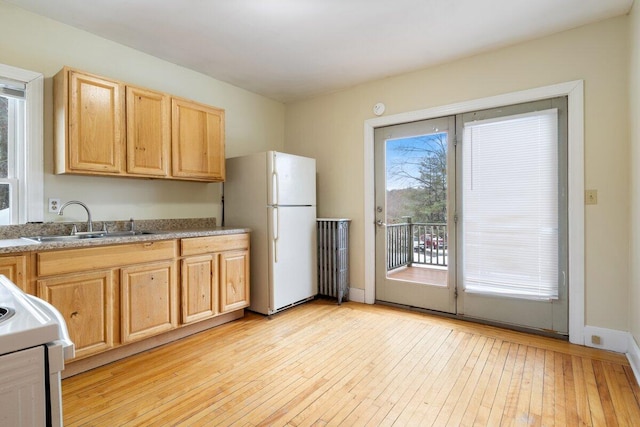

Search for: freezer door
xmin=268 ymin=205 xmax=317 ymax=312
xmin=267 ymin=151 xmax=316 ymax=206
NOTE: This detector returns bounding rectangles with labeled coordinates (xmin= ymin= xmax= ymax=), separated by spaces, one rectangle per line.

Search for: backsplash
xmin=0 ymin=217 xmax=217 ymax=240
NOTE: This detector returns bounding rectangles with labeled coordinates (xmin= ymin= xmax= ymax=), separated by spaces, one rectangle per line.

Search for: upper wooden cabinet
xmin=126 ymin=86 xmax=171 ymax=177
xmin=171 ymin=98 xmax=225 ymax=181
xmin=54 ymin=69 xmax=125 ymax=174
xmin=54 ymin=67 xmax=224 ymax=182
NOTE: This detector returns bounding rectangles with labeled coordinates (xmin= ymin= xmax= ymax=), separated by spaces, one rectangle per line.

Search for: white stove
xmin=0 ymin=275 xmax=74 ymax=427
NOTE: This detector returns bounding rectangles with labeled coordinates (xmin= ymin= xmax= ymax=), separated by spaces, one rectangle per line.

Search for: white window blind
xmin=462 ymin=109 xmax=559 ymax=300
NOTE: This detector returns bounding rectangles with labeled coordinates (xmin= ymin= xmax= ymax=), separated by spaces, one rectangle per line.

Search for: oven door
xmin=0 ymin=345 xmax=47 ymax=426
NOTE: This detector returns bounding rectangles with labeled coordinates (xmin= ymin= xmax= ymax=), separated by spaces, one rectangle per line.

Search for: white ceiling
xmin=4 ymin=0 xmax=634 ymax=102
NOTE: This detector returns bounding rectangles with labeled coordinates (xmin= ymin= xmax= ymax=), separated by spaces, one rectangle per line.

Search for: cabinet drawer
xmin=181 ymin=234 xmax=249 ymax=256
xmin=37 ymin=240 xmax=177 ymax=277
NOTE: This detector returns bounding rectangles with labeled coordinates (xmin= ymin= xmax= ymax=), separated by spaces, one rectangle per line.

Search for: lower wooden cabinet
xmin=181 ymin=234 xmax=250 ymax=325
xmin=38 ymin=270 xmax=115 ymax=360
xmin=220 ymin=250 xmax=250 ymax=313
xmin=0 ymin=254 xmax=27 ymax=292
xmin=181 ymin=255 xmax=219 ymax=324
xmin=36 ymin=241 xmax=178 ymax=361
xmin=31 ymin=233 xmax=249 ymax=363
xmin=121 ymin=261 xmax=178 ymax=344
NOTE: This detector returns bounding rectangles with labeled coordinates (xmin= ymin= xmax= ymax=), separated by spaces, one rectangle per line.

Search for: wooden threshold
xmin=62 ymin=299 xmax=640 ymax=426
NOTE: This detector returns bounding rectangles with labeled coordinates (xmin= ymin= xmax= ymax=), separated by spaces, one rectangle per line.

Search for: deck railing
xmin=387 ymin=221 xmax=448 ymax=271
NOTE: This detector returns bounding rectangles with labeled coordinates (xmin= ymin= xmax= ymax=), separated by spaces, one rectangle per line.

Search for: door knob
xmin=376 ymin=220 xmax=386 ymax=227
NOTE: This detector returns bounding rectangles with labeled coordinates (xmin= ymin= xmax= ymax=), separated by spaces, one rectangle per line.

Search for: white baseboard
xmin=628 ymin=335 xmax=640 ymax=386
xmin=582 ymin=325 xmax=630 ymax=353
xmin=348 ymin=286 xmax=365 ymax=303
xmin=582 ymin=326 xmax=640 ymax=386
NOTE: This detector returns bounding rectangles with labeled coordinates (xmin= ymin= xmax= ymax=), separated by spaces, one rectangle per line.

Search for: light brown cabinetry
xmin=172 ymin=98 xmax=225 ymax=181
xmin=54 ymin=67 xmax=224 ymax=182
xmin=36 ymin=241 xmax=178 ymax=361
xmin=27 ymin=233 xmax=248 ymax=365
xmin=0 ymin=254 xmax=28 ymax=292
xmin=54 ymin=69 xmax=125 ymax=174
xmin=126 ymin=86 xmax=171 ymax=177
xmin=180 ymin=234 xmax=249 ymax=324
xmin=38 ymin=270 xmax=116 ymax=359
xmin=121 ymin=261 xmax=178 ymax=343
xmin=219 ymin=249 xmax=250 ymax=313
xmin=181 ymin=254 xmax=218 ymax=324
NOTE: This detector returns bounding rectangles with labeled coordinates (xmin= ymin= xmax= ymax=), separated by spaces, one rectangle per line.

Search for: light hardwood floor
xmin=62 ymin=299 xmax=640 ymax=426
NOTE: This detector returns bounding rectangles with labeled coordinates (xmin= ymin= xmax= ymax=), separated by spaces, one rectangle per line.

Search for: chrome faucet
xmin=58 ymin=200 xmax=93 ymax=233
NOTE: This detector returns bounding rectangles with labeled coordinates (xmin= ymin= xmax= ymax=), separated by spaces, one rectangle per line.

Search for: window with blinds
xmin=461 ymin=109 xmax=559 ymax=300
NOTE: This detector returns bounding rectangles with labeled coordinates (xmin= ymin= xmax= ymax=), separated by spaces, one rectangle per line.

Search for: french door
xmin=374 ymin=97 xmax=569 ymax=335
xmin=374 ymin=116 xmax=457 ymax=314
xmin=456 ymin=98 xmax=568 ymax=334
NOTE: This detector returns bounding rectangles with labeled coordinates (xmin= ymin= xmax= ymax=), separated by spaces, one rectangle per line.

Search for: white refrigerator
xmin=224 ymin=151 xmax=317 ymax=315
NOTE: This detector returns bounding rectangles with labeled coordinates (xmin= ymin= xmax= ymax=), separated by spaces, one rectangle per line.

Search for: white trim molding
xmin=583 ymin=325 xmax=631 ymax=353
xmin=628 ymin=335 xmax=640 ymax=386
xmin=348 ymin=287 xmax=365 ymax=303
xmin=0 ymin=62 xmax=43 ymax=223
xmin=581 ymin=327 xmax=640 ymax=387
xmin=363 ymin=80 xmax=585 ymax=344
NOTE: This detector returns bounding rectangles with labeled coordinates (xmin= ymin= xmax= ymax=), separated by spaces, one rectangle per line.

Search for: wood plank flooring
xmin=62 ymin=299 xmax=640 ymax=426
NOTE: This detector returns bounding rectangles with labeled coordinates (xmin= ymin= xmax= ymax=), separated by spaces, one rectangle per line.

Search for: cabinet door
xmin=121 ymin=261 xmax=178 ymax=343
xmin=38 ymin=270 xmax=115 ymax=360
xmin=220 ymin=250 xmax=250 ymax=313
xmin=0 ymin=255 xmax=27 ymax=292
xmin=68 ymin=70 xmax=125 ymax=173
xmin=181 ymin=255 xmax=219 ymax=324
xmin=171 ymin=98 xmax=225 ymax=181
xmin=126 ymin=86 xmax=170 ymax=176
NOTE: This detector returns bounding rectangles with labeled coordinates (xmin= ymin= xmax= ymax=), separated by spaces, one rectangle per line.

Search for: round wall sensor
xmin=373 ymin=102 xmax=385 ymax=116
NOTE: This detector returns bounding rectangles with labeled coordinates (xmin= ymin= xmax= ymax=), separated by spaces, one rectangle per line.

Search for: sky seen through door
xmin=386 ymin=132 xmax=448 ymax=225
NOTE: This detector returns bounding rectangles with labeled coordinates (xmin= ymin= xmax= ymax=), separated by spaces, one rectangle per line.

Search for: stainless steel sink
xmin=21 ymin=233 xmax=106 ymax=243
xmin=102 ymin=230 xmax=155 ymax=237
xmin=21 ymin=230 xmax=155 ymax=243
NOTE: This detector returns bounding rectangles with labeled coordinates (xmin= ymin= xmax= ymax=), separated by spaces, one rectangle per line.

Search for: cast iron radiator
xmin=316 ymin=218 xmax=351 ymax=304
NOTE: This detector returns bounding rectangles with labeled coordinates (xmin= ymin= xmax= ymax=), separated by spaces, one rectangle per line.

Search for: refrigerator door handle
xmin=272 ymin=171 xmax=278 ymax=206
xmin=272 ymin=206 xmax=279 ymax=263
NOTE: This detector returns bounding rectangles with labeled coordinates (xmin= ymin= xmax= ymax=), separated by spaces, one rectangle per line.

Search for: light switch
xmin=585 ymin=190 xmax=598 ymax=205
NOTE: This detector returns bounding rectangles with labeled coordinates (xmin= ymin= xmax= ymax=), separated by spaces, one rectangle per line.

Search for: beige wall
xmin=285 ymin=16 xmax=630 ymax=331
xmin=630 ymin=3 xmax=640 ymax=345
xmin=0 ymin=1 xmax=285 ymax=224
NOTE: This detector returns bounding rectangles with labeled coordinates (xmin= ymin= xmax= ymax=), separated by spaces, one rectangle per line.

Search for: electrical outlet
xmin=591 ymin=335 xmax=602 ymax=345
xmin=585 ymin=189 xmax=598 ymax=205
xmin=48 ymin=198 xmax=61 ymax=213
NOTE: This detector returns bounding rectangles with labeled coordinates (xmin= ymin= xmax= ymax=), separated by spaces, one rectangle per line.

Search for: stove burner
xmin=0 ymin=306 xmax=14 ymax=323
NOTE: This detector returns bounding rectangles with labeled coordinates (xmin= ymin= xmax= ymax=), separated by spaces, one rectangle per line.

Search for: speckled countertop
xmin=0 ymin=217 xmax=250 ymax=255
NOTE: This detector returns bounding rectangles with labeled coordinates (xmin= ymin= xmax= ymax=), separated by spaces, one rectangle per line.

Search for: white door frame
xmin=363 ymin=80 xmax=584 ymax=344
